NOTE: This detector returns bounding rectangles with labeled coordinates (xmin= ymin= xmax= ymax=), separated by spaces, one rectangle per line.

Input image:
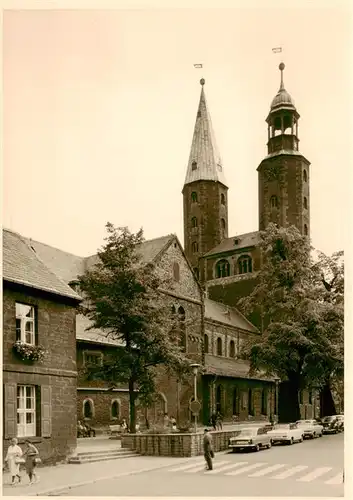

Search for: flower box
xmin=13 ymin=341 xmax=46 ymax=362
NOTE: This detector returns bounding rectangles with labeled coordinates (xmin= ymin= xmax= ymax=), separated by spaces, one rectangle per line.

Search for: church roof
xmin=269 ymin=63 xmax=296 ymax=114
xmin=3 ymin=229 xmax=81 ymax=301
xmin=203 ymin=231 xmax=260 ymax=257
xmin=183 ymin=79 xmax=227 ymax=188
xmin=204 ymin=354 xmax=272 ymax=381
xmin=204 ymin=297 xmax=259 ymax=333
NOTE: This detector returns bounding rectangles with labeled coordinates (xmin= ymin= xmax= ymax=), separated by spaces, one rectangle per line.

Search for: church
xmin=3 ymin=63 xmax=318 ymax=459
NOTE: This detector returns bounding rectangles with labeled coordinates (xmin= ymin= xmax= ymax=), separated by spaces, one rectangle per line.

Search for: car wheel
xmin=267 ymin=442 xmax=272 ymax=449
xmin=289 ymin=438 xmax=294 ymax=445
xmin=299 ymin=436 xmax=303 ymax=443
xmin=255 ymin=444 xmax=260 ymax=452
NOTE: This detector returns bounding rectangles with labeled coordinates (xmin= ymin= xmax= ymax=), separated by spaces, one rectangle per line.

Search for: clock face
xmin=264 ymin=164 xmax=280 ymax=181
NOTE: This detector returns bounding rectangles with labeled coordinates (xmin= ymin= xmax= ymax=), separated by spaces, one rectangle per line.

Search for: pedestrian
xmin=203 ymin=429 xmax=214 ymax=471
xmin=23 ymin=440 xmax=40 ymax=485
xmin=4 ymin=438 xmax=23 ymax=485
xmin=216 ymin=411 xmax=223 ymax=430
xmin=170 ymin=416 xmax=177 ymax=431
xmin=121 ymin=418 xmax=128 ymax=434
xmin=211 ymin=413 xmax=217 ymax=431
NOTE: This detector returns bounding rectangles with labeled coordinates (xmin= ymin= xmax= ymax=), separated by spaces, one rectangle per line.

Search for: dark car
xmin=321 ymin=415 xmax=340 ymax=434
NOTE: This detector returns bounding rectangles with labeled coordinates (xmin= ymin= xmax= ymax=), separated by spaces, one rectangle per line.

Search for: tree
xmin=78 ymin=223 xmax=192 ymax=432
xmin=238 ymin=224 xmax=344 ymax=422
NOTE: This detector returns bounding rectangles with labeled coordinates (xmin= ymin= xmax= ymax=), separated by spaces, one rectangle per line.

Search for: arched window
xmin=204 ymin=334 xmax=209 ymax=354
xmin=172 ymin=262 xmax=180 ymax=282
xmin=192 ymin=242 xmax=198 ymax=253
xmin=304 ymin=224 xmax=308 ymax=236
xmin=270 ymin=195 xmax=278 ymax=208
xmin=303 ymin=170 xmax=307 ymax=182
xmin=83 ymin=399 xmax=94 ymax=419
xmin=303 ymin=197 xmax=308 ymax=209
xmin=191 ymin=216 xmax=198 ymax=228
xmin=191 ymin=192 xmax=198 ymax=203
xmin=192 ymin=161 xmax=197 ymax=171
xmin=229 ymin=340 xmax=235 ymax=358
xmin=221 ymin=193 xmax=226 ymax=205
xmin=111 ymin=399 xmax=121 ymax=420
xmin=216 ymin=259 xmax=230 ymax=278
xmin=217 ymin=337 xmax=222 ymax=356
xmin=261 ymin=389 xmax=267 ymax=415
xmin=221 ymin=218 xmax=226 ymax=229
xmin=238 ymin=255 xmax=253 ymax=274
xmin=178 ymin=306 xmax=186 ymax=351
xmin=193 ymin=267 xmax=199 ymax=279
xmin=248 ymin=389 xmax=254 ymax=416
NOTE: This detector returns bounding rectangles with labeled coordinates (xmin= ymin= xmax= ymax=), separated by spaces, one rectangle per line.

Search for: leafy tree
xmin=78 ymin=223 xmax=192 ymax=432
xmin=238 ymin=224 xmax=344 ymax=422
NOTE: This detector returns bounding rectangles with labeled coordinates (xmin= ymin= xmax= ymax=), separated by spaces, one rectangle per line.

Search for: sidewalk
xmin=2 ymin=454 xmax=200 ymax=496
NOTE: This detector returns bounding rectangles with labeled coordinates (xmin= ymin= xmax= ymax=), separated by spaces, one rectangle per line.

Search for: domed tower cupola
xmin=266 ymin=63 xmax=300 ymax=154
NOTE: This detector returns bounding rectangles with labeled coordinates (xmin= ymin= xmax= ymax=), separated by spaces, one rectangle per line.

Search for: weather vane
xmin=194 ymin=63 xmax=205 ymax=86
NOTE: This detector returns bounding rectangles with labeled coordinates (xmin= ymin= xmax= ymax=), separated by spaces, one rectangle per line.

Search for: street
xmin=53 ymin=432 xmax=344 ymax=497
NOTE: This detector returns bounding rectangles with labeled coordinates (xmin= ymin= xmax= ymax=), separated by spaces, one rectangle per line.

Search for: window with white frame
xmin=17 ymin=385 xmax=36 ymax=437
xmin=16 ymin=303 xmax=35 ymax=345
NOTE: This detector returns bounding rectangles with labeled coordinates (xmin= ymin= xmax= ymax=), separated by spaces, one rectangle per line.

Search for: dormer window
xmin=234 ymin=239 xmax=239 ymax=245
xmin=192 ymin=161 xmax=197 ymax=171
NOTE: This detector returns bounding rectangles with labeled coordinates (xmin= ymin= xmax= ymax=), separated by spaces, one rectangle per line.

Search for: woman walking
xmin=24 ymin=440 xmax=40 ymax=485
xmin=5 ymin=438 xmax=23 ymax=485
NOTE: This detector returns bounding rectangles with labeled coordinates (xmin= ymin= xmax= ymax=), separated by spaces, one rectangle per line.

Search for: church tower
xmin=183 ymin=79 xmax=229 ymax=279
xmin=258 ymin=63 xmax=310 ymax=237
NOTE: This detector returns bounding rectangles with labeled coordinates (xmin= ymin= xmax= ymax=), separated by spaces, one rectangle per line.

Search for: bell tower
xmin=257 ymin=63 xmax=310 ymax=237
xmin=182 ymin=79 xmax=229 ymax=279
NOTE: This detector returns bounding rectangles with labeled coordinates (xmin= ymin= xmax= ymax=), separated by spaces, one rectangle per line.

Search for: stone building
xmin=2 ymin=229 xmax=81 ymax=464
xmin=183 ymin=63 xmax=317 ymax=419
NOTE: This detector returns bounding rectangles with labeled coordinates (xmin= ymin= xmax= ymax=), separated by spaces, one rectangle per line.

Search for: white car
xmin=296 ymin=419 xmax=323 ymax=439
xmin=228 ymin=426 xmax=272 ymax=452
xmin=267 ymin=423 xmax=304 ymax=445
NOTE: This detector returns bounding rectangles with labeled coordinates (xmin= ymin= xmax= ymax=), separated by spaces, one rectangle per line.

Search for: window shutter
xmin=4 ymin=383 xmax=17 ymax=439
xmin=41 ymin=385 xmax=52 ymax=437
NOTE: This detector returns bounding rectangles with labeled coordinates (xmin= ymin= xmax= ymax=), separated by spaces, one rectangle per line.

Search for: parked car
xmin=296 ymin=419 xmax=323 ymax=439
xmin=335 ymin=415 xmax=344 ymax=432
xmin=228 ymin=426 xmax=272 ymax=452
xmin=267 ymin=423 xmax=304 ymax=445
xmin=321 ymin=415 xmax=341 ymax=434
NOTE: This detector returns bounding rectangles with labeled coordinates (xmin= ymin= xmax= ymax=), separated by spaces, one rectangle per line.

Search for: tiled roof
xmin=205 ymin=297 xmax=259 ymax=333
xmin=24 ymin=237 xmax=85 ymax=284
xmin=3 ymin=229 xmax=81 ymax=301
xmin=204 ymin=354 xmax=271 ymax=381
xmin=203 ymin=231 xmax=261 ymax=257
xmin=76 ymin=315 xmax=123 ymax=346
xmin=184 ymin=82 xmax=227 ymax=187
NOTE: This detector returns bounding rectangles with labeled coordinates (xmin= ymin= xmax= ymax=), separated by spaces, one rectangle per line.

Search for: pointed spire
xmin=184 ymin=79 xmax=227 ymax=187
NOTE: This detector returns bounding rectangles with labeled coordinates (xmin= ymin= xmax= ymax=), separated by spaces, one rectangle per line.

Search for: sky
xmin=3 ymin=3 xmax=351 ymax=258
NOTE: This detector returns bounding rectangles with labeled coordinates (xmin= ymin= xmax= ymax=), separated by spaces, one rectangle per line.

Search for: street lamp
xmin=274 ymin=377 xmax=280 ymax=423
xmin=190 ymin=363 xmax=201 ymax=434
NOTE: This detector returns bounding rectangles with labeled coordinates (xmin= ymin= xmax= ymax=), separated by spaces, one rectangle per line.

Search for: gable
xmin=157 ymin=237 xmax=202 ymax=303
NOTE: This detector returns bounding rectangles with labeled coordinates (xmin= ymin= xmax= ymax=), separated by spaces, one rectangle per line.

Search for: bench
xmin=109 ymin=424 xmax=122 ymax=436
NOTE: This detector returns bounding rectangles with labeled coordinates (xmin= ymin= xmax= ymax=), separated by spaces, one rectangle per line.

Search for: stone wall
xmin=3 ymin=287 xmax=77 ymax=465
xmin=122 ymin=427 xmax=270 ymax=457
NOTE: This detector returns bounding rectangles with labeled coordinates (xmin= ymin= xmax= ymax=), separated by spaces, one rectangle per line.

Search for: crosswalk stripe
xmin=186 ymin=460 xmax=229 ymax=473
xmin=168 ymin=460 xmax=204 ymax=472
xmin=272 ymin=465 xmax=308 ymax=479
xmin=297 ymin=466 xmax=333 ymax=482
xmin=225 ymin=462 xmax=267 ymax=476
xmin=248 ymin=463 xmax=287 ymax=477
xmin=207 ymin=462 xmax=248 ymax=475
xmin=324 ymin=472 xmax=344 ymax=485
